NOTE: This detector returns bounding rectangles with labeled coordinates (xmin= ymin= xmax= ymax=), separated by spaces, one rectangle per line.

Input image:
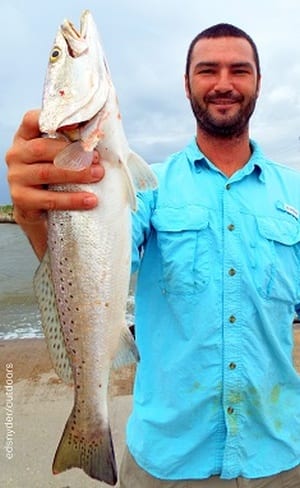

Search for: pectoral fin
xmin=127 ymin=150 xmax=158 ymax=191
xmin=54 ymin=141 xmax=94 ymax=171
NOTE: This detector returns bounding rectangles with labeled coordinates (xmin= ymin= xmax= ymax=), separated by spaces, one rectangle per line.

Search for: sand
xmin=1 ymin=328 xmax=299 ymax=487
xmin=0 ymin=338 xmax=135 ymax=488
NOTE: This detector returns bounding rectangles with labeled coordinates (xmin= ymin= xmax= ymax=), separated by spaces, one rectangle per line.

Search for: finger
xmin=13 ymin=109 xmax=41 ymax=142
xmin=8 ymin=159 xmax=104 ymax=189
xmin=22 ymin=137 xmax=70 ymax=164
xmin=13 ymin=187 xmax=99 ymax=214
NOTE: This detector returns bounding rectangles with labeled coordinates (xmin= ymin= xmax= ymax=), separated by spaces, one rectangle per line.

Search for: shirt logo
xmin=283 ymin=203 xmax=299 ymax=220
xmin=276 ymin=201 xmax=299 ymax=220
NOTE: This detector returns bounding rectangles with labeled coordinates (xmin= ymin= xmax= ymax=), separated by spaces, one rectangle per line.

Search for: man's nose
xmin=214 ymin=70 xmax=234 ymax=93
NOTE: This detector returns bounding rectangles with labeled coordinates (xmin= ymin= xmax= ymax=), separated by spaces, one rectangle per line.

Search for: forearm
xmin=18 ymin=219 xmax=48 ymax=261
xmin=12 ymin=195 xmax=48 ymax=261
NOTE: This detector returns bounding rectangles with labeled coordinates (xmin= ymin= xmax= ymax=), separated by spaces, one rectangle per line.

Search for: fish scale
xmin=34 ymin=9 xmax=157 ymax=486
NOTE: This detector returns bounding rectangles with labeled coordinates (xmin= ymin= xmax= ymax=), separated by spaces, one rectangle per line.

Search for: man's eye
xmin=199 ymin=69 xmax=214 ymax=75
xmin=233 ymin=69 xmax=249 ymax=75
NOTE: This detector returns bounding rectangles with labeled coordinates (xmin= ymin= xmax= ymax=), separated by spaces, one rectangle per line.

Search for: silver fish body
xmin=34 ymin=10 xmax=157 ymax=486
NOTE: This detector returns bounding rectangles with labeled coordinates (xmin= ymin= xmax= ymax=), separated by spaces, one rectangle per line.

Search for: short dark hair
xmin=185 ymin=23 xmax=261 ymax=78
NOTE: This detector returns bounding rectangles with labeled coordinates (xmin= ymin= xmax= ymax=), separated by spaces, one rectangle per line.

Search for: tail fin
xmin=52 ymin=407 xmax=117 ymax=485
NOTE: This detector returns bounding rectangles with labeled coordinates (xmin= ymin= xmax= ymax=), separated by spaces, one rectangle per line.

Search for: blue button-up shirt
xmin=127 ymin=139 xmax=300 ymax=480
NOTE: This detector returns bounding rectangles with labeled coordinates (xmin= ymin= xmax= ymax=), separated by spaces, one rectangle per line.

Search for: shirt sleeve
xmin=131 ymin=188 xmax=156 ymax=273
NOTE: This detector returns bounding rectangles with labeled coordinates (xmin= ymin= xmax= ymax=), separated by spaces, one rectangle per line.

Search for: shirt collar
xmin=185 ymin=137 xmax=266 ymax=183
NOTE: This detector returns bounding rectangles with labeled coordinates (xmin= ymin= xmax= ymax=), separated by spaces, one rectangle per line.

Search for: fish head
xmin=39 ymin=10 xmax=111 ymax=135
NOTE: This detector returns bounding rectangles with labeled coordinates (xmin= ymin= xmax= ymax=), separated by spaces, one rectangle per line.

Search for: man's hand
xmin=5 ymin=109 xmax=104 ymax=258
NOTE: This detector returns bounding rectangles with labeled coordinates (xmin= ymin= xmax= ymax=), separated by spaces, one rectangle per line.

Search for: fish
xmin=34 ymin=10 xmax=158 ymax=486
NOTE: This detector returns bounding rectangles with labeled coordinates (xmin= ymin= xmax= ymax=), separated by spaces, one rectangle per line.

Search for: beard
xmin=189 ymin=90 xmax=258 ymax=139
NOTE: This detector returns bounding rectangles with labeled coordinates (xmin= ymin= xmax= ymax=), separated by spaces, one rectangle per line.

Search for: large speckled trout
xmin=34 ymin=10 xmax=157 ymax=486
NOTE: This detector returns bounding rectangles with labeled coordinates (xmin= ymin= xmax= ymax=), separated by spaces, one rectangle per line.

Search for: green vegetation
xmin=0 ymin=204 xmax=13 ymax=214
xmin=0 ymin=204 xmax=14 ymax=222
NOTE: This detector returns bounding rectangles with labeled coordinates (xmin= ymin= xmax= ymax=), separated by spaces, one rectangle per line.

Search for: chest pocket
xmin=151 ymin=206 xmax=211 ymax=295
xmin=255 ymin=216 xmax=300 ymax=302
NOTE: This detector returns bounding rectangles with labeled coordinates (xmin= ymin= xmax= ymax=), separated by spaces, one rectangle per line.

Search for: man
xmin=6 ymin=23 xmax=300 ymax=487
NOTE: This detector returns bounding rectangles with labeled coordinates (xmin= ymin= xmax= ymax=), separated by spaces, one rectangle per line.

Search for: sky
xmin=1 ymin=0 xmax=300 ymax=203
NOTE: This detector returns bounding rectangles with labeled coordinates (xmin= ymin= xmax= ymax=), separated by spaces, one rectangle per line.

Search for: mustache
xmin=205 ymin=93 xmax=244 ymax=103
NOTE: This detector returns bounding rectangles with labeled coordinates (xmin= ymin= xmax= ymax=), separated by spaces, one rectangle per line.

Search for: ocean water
xmin=0 ymin=224 xmax=135 ymax=340
xmin=0 ymin=224 xmax=41 ymax=339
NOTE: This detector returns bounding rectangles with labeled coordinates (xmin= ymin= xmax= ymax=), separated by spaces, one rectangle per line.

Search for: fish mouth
xmin=61 ymin=10 xmax=90 ymax=57
xmin=56 ymin=120 xmax=90 ymax=141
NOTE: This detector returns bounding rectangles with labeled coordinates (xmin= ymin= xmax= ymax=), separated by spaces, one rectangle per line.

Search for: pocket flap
xmin=256 ymin=216 xmax=300 ymax=246
xmin=152 ymin=206 xmax=209 ymax=232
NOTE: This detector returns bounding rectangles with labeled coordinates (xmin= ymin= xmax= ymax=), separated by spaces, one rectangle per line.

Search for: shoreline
xmin=0 ymin=218 xmax=15 ymax=223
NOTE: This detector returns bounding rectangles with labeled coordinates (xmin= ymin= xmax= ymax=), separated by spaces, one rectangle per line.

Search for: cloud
xmin=1 ymin=0 xmax=300 ymax=203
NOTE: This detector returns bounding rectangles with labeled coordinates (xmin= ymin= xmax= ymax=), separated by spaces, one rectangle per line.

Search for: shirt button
xmin=227 ymin=223 xmax=235 ymax=231
xmin=225 ymin=183 xmax=231 ymax=190
xmin=228 ymin=268 xmax=236 ymax=276
xmin=229 ymin=362 xmax=237 ymax=370
xmin=227 ymin=406 xmax=234 ymax=414
xmin=229 ymin=315 xmax=236 ymax=323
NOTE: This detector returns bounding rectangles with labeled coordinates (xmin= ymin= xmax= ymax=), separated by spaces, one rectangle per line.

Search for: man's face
xmin=185 ymin=36 xmax=261 ymax=138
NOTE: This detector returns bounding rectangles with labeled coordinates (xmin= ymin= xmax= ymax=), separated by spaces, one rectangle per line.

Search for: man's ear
xmin=256 ymin=75 xmax=262 ymax=99
xmin=184 ymin=74 xmax=191 ymax=100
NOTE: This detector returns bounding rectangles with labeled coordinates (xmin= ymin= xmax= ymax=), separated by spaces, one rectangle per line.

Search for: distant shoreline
xmin=0 ymin=204 xmax=15 ymax=223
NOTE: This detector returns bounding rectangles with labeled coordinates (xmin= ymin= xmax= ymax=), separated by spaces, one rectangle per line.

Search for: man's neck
xmin=196 ymin=128 xmax=252 ymax=177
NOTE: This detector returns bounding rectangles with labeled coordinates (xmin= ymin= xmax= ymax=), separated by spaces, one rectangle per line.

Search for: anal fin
xmin=112 ymin=324 xmax=140 ymax=370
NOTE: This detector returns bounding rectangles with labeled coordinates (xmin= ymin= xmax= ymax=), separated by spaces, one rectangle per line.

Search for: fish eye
xmin=50 ymin=46 xmax=62 ymax=63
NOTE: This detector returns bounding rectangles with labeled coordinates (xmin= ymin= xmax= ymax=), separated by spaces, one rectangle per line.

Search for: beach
xmin=0 ymin=338 xmax=135 ymax=488
xmin=1 ymin=329 xmax=300 ymax=487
